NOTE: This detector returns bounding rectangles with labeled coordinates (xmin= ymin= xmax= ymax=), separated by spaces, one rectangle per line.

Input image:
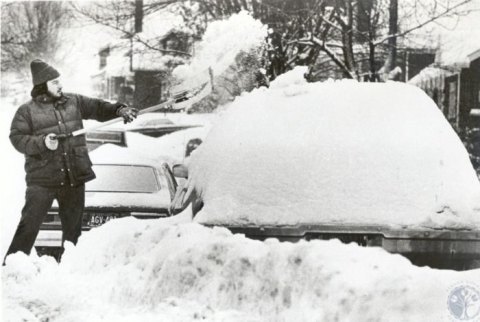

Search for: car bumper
xmin=223 ymin=224 xmax=480 ymax=270
xmin=34 ymin=230 xmax=62 ymax=248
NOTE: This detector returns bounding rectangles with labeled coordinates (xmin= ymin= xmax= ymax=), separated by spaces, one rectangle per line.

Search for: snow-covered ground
xmin=2 ymin=218 xmax=480 ymax=322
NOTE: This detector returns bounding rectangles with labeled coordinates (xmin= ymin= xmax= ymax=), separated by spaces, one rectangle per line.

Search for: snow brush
xmin=55 ymin=67 xmax=214 ymax=140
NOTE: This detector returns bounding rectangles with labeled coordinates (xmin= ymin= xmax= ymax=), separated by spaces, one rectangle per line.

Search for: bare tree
xmin=70 ymin=1 xmax=195 ymax=58
xmin=1 ymin=1 xmax=71 ymax=75
xmin=264 ymin=0 xmax=472 ymax=81
xmin=182 ymin=0 xmax=469 ymax=82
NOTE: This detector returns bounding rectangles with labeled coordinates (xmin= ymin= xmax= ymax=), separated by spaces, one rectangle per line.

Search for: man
xmin=5 ymin=59 xmax=138 ymax=259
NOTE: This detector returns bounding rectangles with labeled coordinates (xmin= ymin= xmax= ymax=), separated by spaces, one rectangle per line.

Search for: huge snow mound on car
xmin=190 ymin=68 xmax=480 ymax=228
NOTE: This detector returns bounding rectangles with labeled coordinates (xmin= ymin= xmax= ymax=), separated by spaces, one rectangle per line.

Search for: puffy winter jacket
xmin=10 ymin=93 xmax=122 ymax=187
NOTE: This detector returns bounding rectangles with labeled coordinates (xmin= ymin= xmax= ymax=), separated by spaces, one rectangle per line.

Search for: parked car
xmin=172 ymin=164 xmax=480 ymax=271
xmin=35 ymin=156 xmax=180 ymax=258
xmin=170 ymin=80 xmax=480 ymax=271
xmin=86 ymin=130 xmax=127 ymax=151
xmin=125 ymin=118 xmax=202 ymax=138
xmin=85 ymin=115 xmax=202 ymax=151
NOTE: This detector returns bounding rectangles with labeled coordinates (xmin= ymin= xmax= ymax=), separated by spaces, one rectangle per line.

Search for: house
xmin=407 ymin=7 xmax=480 ymax=133
xmin=308 ymin=46 xmax=435 ymax=83
xmin=91 ymin=10 xmax=193 ymax=109
xmin=409 ymin=47 xmax=480 ymax=133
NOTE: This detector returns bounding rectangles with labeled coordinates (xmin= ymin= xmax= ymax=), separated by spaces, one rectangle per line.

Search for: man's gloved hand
xmin=44 ymin=133 xmax=59 ymax=151
xmin=116 ymin=105 xmax=139 ymax=124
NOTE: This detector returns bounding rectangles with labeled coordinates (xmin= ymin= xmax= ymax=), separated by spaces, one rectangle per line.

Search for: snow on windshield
xmin=189 ymin=67 xmax=480 ymax=229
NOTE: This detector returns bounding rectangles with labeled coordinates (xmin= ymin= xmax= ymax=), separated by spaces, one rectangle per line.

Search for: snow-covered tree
xmin=179 ymin=0 xmax=472 ymax=82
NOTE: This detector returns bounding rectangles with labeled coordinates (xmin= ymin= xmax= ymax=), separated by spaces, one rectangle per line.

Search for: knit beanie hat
xmin=30 ymin=59 xmax=60 ymax=85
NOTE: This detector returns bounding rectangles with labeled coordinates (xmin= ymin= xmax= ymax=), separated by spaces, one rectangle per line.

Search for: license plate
xmin=88 ymin=214 xmax=119 ymax=227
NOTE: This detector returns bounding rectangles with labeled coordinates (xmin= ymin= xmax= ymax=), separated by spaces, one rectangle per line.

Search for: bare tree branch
xmin=374 ymin=0 xmax=471 ymax=46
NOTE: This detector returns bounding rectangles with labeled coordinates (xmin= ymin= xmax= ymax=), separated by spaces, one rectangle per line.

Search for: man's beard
xmin=47 ymin=90 xmax=62 ymax=99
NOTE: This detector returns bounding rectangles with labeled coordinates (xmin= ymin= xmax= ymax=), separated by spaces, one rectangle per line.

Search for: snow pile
xmin=172 ymin=11 xmax=267 ymax=86
xmin=3 ymin=218 xmax=480 ymax=321
xmin=189 ymin=67 xmax=480 ymax=229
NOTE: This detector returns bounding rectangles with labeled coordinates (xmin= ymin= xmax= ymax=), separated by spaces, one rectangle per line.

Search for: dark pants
xmin=6 ymin=184 xmax=85 ymax=257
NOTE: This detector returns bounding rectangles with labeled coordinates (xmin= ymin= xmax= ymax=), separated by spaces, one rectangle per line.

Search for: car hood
xmin=51 ymin=190 xmax=171 ymax=210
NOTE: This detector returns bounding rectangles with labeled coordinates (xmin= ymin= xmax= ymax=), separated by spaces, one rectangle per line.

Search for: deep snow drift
xmin=3 ymin=218 xmax=480 ymax=322
xmin=190 ymin=67 xmax=480 ymax=229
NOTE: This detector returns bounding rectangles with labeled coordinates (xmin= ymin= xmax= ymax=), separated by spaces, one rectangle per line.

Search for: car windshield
xmin=86 ymin=164 xmax=160 ymax=193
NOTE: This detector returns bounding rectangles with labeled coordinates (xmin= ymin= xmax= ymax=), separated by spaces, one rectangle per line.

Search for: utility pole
xmin=131 ymin=0 xmax=143 ymax=72
xmin=386 ymin=0 xmax=398 ymax=78
xmin=135 ymin=0 xmax=143 ymax=33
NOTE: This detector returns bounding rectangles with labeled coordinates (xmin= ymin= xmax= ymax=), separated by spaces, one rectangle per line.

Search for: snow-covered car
xmin=124 ymin=118 xmax=202 ymax=138
xmin=34 ymin=146 xmax=180 ymax=257
xmin=174 ymin=69 xmax=480 ymax=270
xmin=85 ymin=116 xmax=204 ymax=153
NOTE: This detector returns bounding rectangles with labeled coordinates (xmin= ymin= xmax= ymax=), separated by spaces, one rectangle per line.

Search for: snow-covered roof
xmin=408 ymin=66 xmax=453 ymax=86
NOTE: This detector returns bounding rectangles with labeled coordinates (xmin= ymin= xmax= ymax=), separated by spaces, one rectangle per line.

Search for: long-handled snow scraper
xmin=55 ymin=67 xmax=214 ymax=139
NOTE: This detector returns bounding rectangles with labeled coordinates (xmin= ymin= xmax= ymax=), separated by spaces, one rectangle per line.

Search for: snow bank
xmin=172 ymin=11 xmax=267 ymax=86
xmin=2 ymin=83 xmax=480 ymax=320
xmin=3 ymin=219 xmax=480 ymax=321
xmin=189 ymin=67 xmax=480 ymax=229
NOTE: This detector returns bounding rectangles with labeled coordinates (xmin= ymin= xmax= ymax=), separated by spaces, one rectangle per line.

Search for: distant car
xmin=85 ymin=117 xmax=202 ymax=151
xmin=126 ymin=118 xmax=202 ymax=138
xmin=35 ymin=159 xmax=180 ymax=258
